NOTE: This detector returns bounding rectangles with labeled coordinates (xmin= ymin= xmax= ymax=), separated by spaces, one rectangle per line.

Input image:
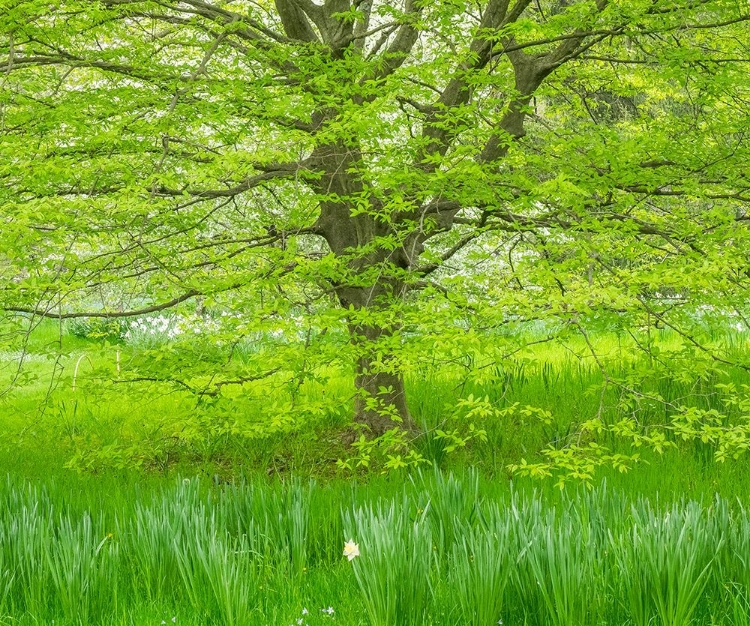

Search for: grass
xmin=2 ymin=316 xmax=750 ymax=623
xmin=1 ymin=315 xmax=750 ymax=482
xmin=0 ymin=472 xmax=749 ymax=625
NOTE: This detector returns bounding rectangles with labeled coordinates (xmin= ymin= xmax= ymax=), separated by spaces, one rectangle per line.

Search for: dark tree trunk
xmin=306 ymin=138 xmax=418 ymax=436
xmin=348 ymin=320 xmax=413 ymax=436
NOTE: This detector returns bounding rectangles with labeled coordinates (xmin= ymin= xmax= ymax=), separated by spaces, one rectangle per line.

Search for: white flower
xmin=343 ymin=539 xmax=360 ymax=561
xmin=301 ymin=608 xmax=308 ymax=615
xmin=321 ymin=607 xmax=334 ymax=615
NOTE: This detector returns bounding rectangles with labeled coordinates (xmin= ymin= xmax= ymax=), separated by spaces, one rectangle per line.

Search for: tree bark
xmin=348 ymin=319 xmax=413 ymax=437
xmin=306 ymin=139 xmax=416 ymax=435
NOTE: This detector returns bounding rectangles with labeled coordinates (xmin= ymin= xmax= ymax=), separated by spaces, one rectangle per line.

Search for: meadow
xmin=3 ymin=313 xmax=749 ymax=481
xmin=2 ymin=316 xmax=750 ymax=625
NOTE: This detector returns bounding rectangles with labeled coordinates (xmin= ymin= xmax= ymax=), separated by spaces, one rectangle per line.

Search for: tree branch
xmin=6 ymin=291 xmax=202 ymax=320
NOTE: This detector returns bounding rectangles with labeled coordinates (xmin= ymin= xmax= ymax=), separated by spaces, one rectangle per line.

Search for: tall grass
xmin=0 ymin=474 xmax=750 ymax=625
xmin=449 ymin=512 xmax=513 ymax=626
xmin=513 ymin=504 xmax=605 ymax=625
xmin=343 ymin=498 xmax=433 ymax=626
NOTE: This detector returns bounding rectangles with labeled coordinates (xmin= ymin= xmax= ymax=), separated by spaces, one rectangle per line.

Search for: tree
xmin=1 ymin=0 xmax=749 ymax=444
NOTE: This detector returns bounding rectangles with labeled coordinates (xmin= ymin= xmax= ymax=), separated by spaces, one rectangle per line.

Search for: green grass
xmin=2 ymin=317 xmax=750 ymax=623
xmin=0 ymin=472 xmax=749 ymax=625
xmin=2 ymin=316 xmax=750 ymax=483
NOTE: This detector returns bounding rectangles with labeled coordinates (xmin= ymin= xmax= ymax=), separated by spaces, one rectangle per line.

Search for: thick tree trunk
xmin=349 ymin=321 xmax=413 ymax=436
xmin=308 ymin=140 xmax=416 ymax=435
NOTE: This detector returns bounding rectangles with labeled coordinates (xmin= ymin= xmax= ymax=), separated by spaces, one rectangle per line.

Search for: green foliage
xmin=2 ymin=318 xmax=750 ymax=484
xmin=611 ymin=500 xmax=726 ymax=626
xmin=343 ymin=499 xmax=433 ymax=626
xmin=449 ymin=512 xmax=513 ymax=626
xmin=45 ymin=514 xmax=119 ymax=623
xmin=513 ymin=504 xmax=606 ymax=625
xmin=1 ymin=0 xmax=749 ymax=468
xmin=68 ymin=319 xmax=128 ymax=341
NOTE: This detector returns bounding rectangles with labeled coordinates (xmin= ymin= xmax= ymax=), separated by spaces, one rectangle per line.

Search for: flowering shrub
xmin=123 ymin=314 xmax=222 ymax=346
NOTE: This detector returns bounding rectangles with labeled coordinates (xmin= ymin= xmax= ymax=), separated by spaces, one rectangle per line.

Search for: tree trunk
xmin=309 ymin=140 xmax=416 ymax=435
xmin=349 ymin=321 xmax=413 ymax=436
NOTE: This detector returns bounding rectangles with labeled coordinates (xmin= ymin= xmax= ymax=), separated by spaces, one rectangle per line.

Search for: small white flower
xmin=321 ymin=606 xmax=334 ymax=615
xmin=301 ymin=608 xmax=308 ymax=615
xmin=343 ymin=539 xmax=360 ymax=561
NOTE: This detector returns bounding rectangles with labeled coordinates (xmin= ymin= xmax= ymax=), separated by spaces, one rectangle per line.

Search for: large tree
xmin=1 ymin=0 xmax=749 ymax=439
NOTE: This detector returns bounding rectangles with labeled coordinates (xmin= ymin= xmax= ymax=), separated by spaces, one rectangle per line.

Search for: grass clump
xmin=0 ymin=474 xmax=749 ymax=625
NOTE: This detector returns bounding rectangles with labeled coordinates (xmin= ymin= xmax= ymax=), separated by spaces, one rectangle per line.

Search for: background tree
xmin=1 ymin=0 xmax=748 ymax=450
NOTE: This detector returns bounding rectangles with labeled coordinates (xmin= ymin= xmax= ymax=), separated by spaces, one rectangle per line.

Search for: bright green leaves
xmin=1 ymin=0 xmax=750 ymax=478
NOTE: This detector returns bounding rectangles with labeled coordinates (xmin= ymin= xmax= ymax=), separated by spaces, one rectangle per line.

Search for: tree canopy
xmin=1 ymin=0 xmax=749 ymax=472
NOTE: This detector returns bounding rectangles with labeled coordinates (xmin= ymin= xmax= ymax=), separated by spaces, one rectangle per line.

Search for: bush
xmin=68 ymin=318 xmax=128 ymax=341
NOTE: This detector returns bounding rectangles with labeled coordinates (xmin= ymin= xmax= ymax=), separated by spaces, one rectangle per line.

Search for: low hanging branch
xmin=5 ymin=290 xmax=203 ymax=320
